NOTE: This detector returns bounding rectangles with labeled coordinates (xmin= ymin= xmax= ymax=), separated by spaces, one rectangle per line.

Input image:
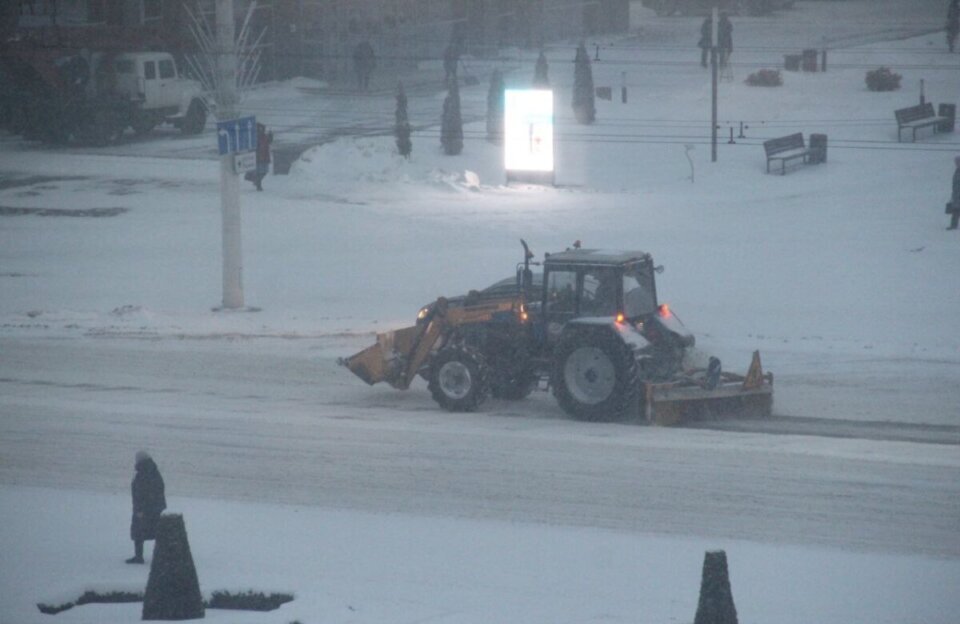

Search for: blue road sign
xmin=216 ymin=116 xmax=257 ymax=155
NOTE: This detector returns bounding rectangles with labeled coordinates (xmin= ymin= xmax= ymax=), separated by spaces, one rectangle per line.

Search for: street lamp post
xmin=217 ymin=0 xmax=244 ymax=310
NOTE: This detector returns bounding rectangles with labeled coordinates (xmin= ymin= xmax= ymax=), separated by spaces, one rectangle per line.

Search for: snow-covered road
xmin=2 ymin=336 xmax=957 ymax=560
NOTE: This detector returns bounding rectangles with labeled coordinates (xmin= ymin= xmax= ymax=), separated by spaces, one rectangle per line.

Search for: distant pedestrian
xmin=127 ymin=450 xmax=166 ymax=564
xmin=947 ymin=155 xmax=960 ymax=230
xmin=533 ymin=50 xmax=549 ymax=87
xmin=251 ymin=122 xmax=272 ymax=191
xmin=352 ymin=40 xmax=376 ymax=91
xmin=947 ymin=0 xmax=959 ymax=53
xmin=718 ymin=13 xmax=733 ymax=68
xmin=698 ymin=16 xmax=712 ymax=68
xmin=443 ymin=41 xmax=460 ymax=86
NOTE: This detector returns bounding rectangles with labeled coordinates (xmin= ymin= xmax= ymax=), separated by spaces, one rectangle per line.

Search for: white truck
xmin=1 ymin=48 xmax=208 ymax=145
xmin=111 ymin=52 xmax=207 ymax=137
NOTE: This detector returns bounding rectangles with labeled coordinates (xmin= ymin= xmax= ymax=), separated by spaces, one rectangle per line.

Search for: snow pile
xmin=290 ymin=135 xmax=505 ymax=194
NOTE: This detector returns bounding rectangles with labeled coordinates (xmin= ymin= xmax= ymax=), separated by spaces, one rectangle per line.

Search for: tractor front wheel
xmin=428 ymin=346 xmax=489 ymax=412
xmin=552 ymin=329 xmax=639 ymax=422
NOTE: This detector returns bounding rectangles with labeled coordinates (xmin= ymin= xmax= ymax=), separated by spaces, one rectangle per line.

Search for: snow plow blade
xmin=643 ymin=351 xmax=773 ymax=426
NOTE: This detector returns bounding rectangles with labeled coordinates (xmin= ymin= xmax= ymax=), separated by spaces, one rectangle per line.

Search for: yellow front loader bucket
xmin=339 ymin=325 xmax=423 ymax=389
xmin=339 ymin=296 xmax=521 ymax=392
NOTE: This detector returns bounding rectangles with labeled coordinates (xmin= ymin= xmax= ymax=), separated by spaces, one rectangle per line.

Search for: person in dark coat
xmin=948 ymin=155 xmax=960 ymax=230
xmin=698 ymin=16 xmax=712 ymax=68
xmin=718 ymin=13 xmax=733 ymax=68
xmin=251 ymin=122 xmax=272 ymax=191
xmin=352 ymin=40 xmax=376 ymax=91
xmin=127 ymin=450 xmax=166 ymax=564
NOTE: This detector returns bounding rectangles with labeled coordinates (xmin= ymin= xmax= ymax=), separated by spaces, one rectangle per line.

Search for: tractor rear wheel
xmin=428 ymin=345 xmax=489 ymax=412
xmin=552 ymin=329 xmax=639 ymax=422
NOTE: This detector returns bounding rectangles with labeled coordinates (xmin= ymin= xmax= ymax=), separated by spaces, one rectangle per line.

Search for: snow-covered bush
xmin=206 ymin=590 xmax=294 ymax=611
xmin=37 ymin=591 xmax=143 ymax=615
xmin=865 ymin=67 xmax=901 ymax=91
xmin=745 ymin=69 xmax=783 ymax=87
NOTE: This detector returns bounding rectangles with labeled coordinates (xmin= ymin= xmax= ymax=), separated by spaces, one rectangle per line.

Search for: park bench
xmin=894 ymin=103 xmax=949 ymax=142
xmin=763 ymin=132 xmax=816 ymax=175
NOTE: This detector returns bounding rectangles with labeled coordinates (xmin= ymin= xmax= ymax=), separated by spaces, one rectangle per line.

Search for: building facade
xmin=3 ymin=0 xmax=628 ymax=83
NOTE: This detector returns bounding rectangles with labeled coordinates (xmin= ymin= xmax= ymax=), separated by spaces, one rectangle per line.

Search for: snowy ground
xmin=2 ymin=1 xmax=960 ymax=622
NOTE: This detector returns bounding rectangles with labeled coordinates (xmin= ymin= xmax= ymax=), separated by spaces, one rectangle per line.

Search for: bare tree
xmin=182 ymin=0 xmax=266 ymax=114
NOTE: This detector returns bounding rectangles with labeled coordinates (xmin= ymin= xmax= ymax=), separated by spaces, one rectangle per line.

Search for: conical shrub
xmin=395 ymin=81 xmax=412 ymax=158
xmin=440 ymin=81 xmax=463 ymax=155
xmin=572 ymin=43 xmax=595 ymax=124
xmin=142 ymin=514 xmax=204 ymax=620
xmin=486 ymin=69 xmax=505 ymax=144
xmin=693 ymin=550 xmax=738 ymax=624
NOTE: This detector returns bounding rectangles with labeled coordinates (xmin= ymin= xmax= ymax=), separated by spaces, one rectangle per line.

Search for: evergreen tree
xmin=440 ymin=81 xmax=463 ymax=155
xmin=572 ymin=43 xmax=596 ymax=125
xmin=533 ymin=51 xmax=549 ymax=87
xmin=486 ymin=69 xmax=505 ymax=144
xmin=693 ymin=550 xmax=738 ymax=624
xmin=947 ymin=0 xmax=959 ymax=53
xmin=395 ymin=81 xmax=412 ymax=158
xmin=142 ymin=514 xmax=204 ymax=621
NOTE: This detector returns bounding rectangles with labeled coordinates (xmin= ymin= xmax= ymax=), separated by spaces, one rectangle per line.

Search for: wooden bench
xmin=763 ymin=133 xmax=815 ymax=175
xmin=894 ymin=102 xmax=948 ymax=142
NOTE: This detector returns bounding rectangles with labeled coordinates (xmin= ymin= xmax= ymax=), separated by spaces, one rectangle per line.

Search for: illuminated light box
xmin=504 ymin=89 xmax=555 ymax=185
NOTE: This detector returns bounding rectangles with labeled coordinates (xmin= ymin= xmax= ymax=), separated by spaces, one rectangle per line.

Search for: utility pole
xmin=217 ymin=0 xmax=244 ymax=309
xmin=711 ymin=5 xmax=718 ymax=163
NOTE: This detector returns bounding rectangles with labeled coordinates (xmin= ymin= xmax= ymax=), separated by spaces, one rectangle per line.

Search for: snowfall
xmin=1 ymin=2 xmax=959 ymax=623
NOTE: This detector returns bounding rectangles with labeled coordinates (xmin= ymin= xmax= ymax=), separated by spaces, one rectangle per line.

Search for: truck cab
xmin=110 ymin=52 xmax=207 ymax=135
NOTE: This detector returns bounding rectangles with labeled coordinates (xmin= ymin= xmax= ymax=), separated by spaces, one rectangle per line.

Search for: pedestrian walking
xmin=443 ymin=41 xmax=460 ymax=86
xmin=352 ymin=40 xmax=376 ymax=91
xmin=127 ymin=450 xmax=166 ymax=564
xmin=718 ymin=13 xmax=733 ymax=68
xmin=698 ymin=16 xmax=712 ymax=68
xmin=947 ymin=0 xmax=959 ymax=53
xmin=251 ymin=122 xmax=272 ymax=191
xmin=947 ymin=155 xmax=960 ymax=230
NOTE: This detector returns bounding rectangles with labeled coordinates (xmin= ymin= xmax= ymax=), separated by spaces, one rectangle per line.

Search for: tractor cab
xmin=520 ymin=248 xmax=669 ymax=344
xmin=539 ymin=249 xmax=659 ymax=323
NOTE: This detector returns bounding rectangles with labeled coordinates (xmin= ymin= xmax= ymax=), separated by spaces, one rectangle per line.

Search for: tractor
xmin=340 ymin=241 xmax=772 ymax=424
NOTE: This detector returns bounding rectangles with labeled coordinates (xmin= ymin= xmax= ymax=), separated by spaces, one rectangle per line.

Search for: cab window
xmin=158 ymin=59 xmax=175 ymax=79
xmin=143 ymin=61 xmax=156 ymax=80
xmin=579 ymin=267 xmax=619 ymax=317
xmin=546 ymin=270 xmax=576 ymax=314
xmin=623 ymin=265 xmax=657 ymax=317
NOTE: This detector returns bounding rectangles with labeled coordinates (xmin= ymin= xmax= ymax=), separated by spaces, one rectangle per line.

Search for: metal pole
xmin=711 ymin=6 xmax=718 ymax=163
xmin=217 ymin=0 xmax=244 ymax=310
